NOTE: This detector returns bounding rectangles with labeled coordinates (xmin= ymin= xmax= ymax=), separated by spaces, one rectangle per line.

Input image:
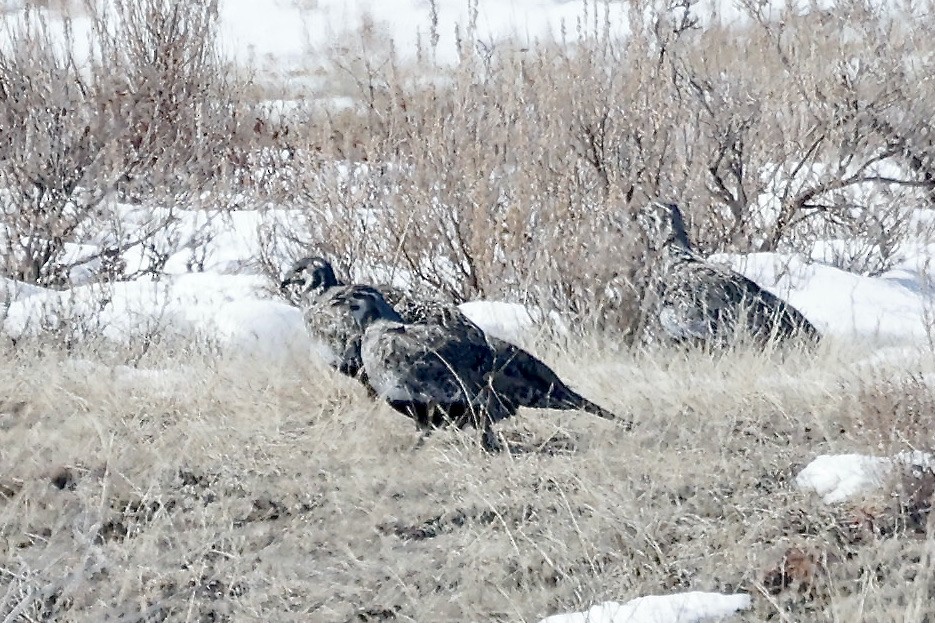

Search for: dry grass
xmin=1 ymin=1 xmax=934 ymax=619
xmin=2 ymin=337 xmax=935 ymax=621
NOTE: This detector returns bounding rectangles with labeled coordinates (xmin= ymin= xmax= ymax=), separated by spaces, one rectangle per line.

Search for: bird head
xmin=280 ymin=256 xmax=340 ymax=303
xmin=636 ymin=201 xmax=693 ymax=255
xmin=333 ymin=288 xmax=404 ymax=328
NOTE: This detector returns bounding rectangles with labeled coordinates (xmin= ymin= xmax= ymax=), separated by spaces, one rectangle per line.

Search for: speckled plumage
xmin=281 ymin=257 xmax=369 ymax=377
xmin=485 ymin=340 xmax=618 ymax=420
xmin=334 ymin=287 xmax=506 ymax=451
xmin=280 ymin=258 xmax=469 ymax=379
xmin=364 ymin=278 xmax=617 ymax=418
xmin=640 ymin=202 xmax=820 ymax=347
xmin=282 ymin=256 xmax=619 ymax=447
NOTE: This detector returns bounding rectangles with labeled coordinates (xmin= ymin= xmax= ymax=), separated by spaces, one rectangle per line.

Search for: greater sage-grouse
xmin=281 ymin=257 xmax=619 ymax=437
xmin=279 ymin=257 xmax=471 ymax=379
xmin=280 ymin=256 xmax=369 ymax=377
xmin=639 ymin=201 xmax=820 ymax=347
xmin=334 ymin=287 xmax=508 ymax=451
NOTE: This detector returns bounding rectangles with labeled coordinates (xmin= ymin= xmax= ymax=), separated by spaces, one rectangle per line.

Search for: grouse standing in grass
xmin=333 ymin=287 xmax=508 ymax=451
xmin=638 ymin=201 xmax=820 ymax=348
xmin=281 ymin=256 xmax=620 ymax=431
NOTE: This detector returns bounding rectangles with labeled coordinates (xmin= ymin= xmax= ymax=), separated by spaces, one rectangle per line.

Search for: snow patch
xmin=0 ymin=276 xmax=46 ymax=301
xmin=459 ymin=300 xmax=544 ymax=344
xmin=3 ymin=274 xmax=310 ymax=360
xmin=220 ymin=0 xmax=633 ymax=73
xmin=796 ymin=451 xmax=935 ymax=504
xmin=539 ymin=592 xmax=752 ymax=623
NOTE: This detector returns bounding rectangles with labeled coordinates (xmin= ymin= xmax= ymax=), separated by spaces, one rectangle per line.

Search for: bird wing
xmin=487 ymin=338 xmax=565 ymax=407
xmin=376 ymin=286 xmax=480 ymax=330
xmin=662 ymin=261 xmax=817 ymax=343
xmin=375 ymin=285 xmax=409 ymax=311
xmin=487 ymin=337 xmax=616 ymax=419
xmin=362 ymin=320 xmax=494 ymax=405
xmin=374 ymin=286 xmax=439 ymax=323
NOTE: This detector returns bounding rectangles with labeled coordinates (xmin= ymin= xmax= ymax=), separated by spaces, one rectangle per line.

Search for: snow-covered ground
xmin=217 ymin=0 xmax=888 ymax=75
xmin=6 ymin=199 xmax=935 ymax=357
xmin=3 ymin=272 xmax=309 ymax=359
xmin=5 ymin=0 xmax=908 ymax=88
xmin=221 ymin=0 xmax=632 ymax=72
xmin=459 ymin=300 xmax=558 ymax=344
xmin=2 ymin=0 xmax=633 ymax=85
xmin=0 ymin=205 xmax=558 ymax=354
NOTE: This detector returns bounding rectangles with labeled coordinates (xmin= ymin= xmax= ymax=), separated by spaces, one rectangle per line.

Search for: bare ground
xmin=2 ymin=338 xmax=935 ymax=622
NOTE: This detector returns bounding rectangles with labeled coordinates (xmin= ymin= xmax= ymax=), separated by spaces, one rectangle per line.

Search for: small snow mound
xmin=3 ymin=274 xmax=310 ymax=361
xmin=796 ymin=451 xmax=935 ymax=504
xmin=458 ymin=300 xmax=544 ymax=344
xmin=795 ymin=454 xmax=890 ymax=504
xmin=210 ymin=298 xmax=309 ymax=359
xmin=538 ymin=592 xmax=752 ymax=623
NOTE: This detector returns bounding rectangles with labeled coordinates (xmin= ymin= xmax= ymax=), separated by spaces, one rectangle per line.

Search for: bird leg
xmin=410 ymin=429 xmax=433 ymax=452
xmin=480 ymin=418 xmax=503 ymax=453
xmin=471 ymin=384 xmax=506 ymax=453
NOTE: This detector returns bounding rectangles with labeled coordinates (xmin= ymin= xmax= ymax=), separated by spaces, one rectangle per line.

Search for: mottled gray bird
xmin=281 ymin=256 xmax=619 ymax=435
xmin=639 ymin=201 xmax=820 ymax=347
xmin=335 ymin=287 xmax=507 ymax=451
xmin=376 ymin=288 xmax=617 ymax=419
xmin=280 ymin=256 xmax=370 ymax=377
xmin=279 ymin=256 xmax=343 ymax=306
xmin=279 ymin=257 xmax=470 ymax=378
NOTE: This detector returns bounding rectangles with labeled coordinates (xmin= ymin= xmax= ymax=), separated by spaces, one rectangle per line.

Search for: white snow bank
xmin=220 ymin=0 xmax=633 ymax=72
xmin=4 ymin=0 xmax=819 ymax=81
xmin=539 ymin=592 xmax=752 ymax=623
xmin=719 ymin=252 xmax=935 ymax=343
xmin=3 ymin=274 xmax=310 ymax=360
xmin=458 ymin=300 xmax=568 ymax=345
xmin=0 ymin=276 xmax=46 ymax=301
xmin=459 ymin=300 xmax=543 ymax=344
xmin=221 ymin=0 xmax=887 ymax=75
xmin=796 ymin=451 xmax=935 ymax=504
xmin=7 ymin=198 xmax=935 ymax=359
xmin=795 ymin=454 xmax=892 ymax=504
xmin=113 ymin=205 xmax=299 ymax=277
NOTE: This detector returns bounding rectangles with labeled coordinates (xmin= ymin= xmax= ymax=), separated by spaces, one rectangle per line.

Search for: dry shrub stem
xmin=260 ymin=0 xmax=935 ymax=340
xmin=0 ymin=0 xmax=260 ymax=288
xmin=1 ymin=1 xmax=933 ymax=342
